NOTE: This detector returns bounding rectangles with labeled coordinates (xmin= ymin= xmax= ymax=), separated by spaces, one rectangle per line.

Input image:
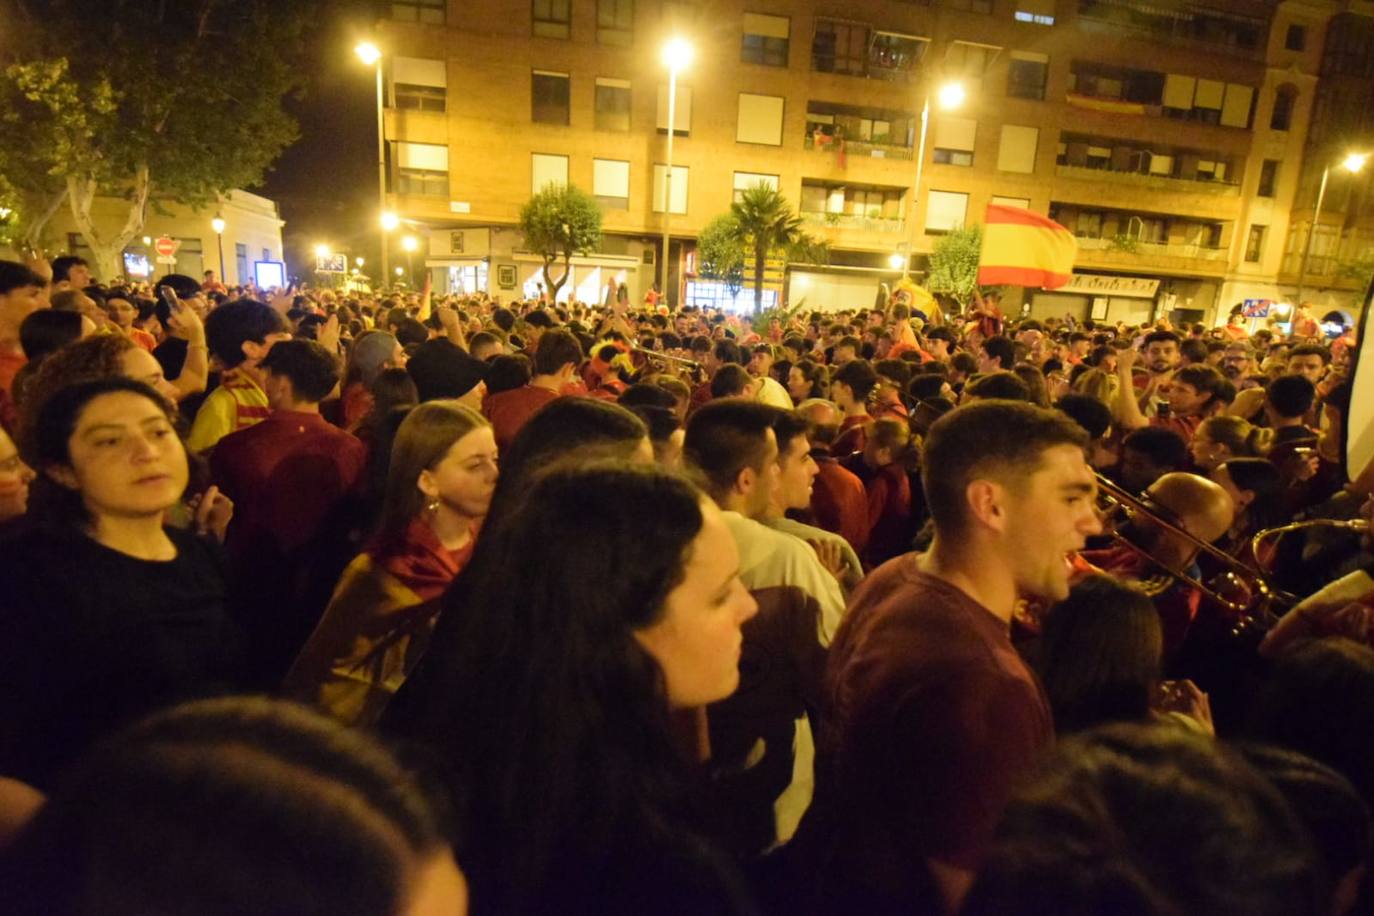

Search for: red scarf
xmin=370 ymin=518 xmax=475 ymax=603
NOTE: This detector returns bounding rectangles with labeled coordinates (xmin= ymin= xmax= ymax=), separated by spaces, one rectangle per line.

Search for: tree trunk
xmin=752 ymin=240 xmax=766 ymax=316
xmin=66 ymin=165 xmax=151 ymax=282
xmin=543 ymin=251 xmax=572 ymax=300
xmin=20 ymin=187 xmax=67 ymax=259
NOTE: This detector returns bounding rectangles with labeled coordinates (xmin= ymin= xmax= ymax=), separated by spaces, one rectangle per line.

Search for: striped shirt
xmin=187 ymin=368 xmax=270 ymax=453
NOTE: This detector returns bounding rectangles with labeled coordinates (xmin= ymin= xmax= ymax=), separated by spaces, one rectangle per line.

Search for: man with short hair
xmin=483 ymin=327 xmax=582 ymax=450
xmin=186 ymin=299 xmax=292 ymax=452
xmin=1118 ymin=426 xmax=1189 ymax=493
xmin=1115 ymin=349 xmax=1226 ymax=441
xmin=467 ymin=330 xmax=502 ymax=361
xmin=0 ymin=261 xmax=47 ymax=397
xmin=977 ymin=335 xmax=1015 ymax=374
xmin=831 ymin=335 xmax=860 ymax=367
xmin=50 ymin=255 xmax=91 ymax=291
xmin=796 ymin=401 xmax=1101 ymax=912
xmin=1221 ymin=342 xmax=1254 ymax=380
xmin=797 ymin=398 xmax=871 ymax=556
xmin=211 ymin=339 xmax=368 ymax=685
xmin=1286 ymin=343 xmax=1329 ymax=388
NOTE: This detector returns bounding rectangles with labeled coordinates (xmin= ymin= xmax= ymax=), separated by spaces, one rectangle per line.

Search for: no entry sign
xmin=154 ymin=236 xmax=178 ymax=258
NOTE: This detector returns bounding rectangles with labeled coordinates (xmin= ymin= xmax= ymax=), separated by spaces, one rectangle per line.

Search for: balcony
xmin=1075 ymin=236 xmax=1229 ymax=273
xmin=1055 ymin=163 xmax=1240 ymax=195
xmin=804 ymin=133 xmax=914 ymax=161
xmin=801 ymin=211 xmax=907 ymax=233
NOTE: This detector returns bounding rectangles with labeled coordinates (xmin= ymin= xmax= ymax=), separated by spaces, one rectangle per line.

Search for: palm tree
xmin=730 ymin=184 xmax=816 ymax=315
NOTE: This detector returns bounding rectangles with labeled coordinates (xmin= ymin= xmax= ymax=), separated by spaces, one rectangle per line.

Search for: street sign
xmin=154 ymin=236 xmax=178 ymax=258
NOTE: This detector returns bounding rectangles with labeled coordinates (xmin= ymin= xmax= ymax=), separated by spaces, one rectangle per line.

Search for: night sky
xmin=254 ymin=0 xmax=384 ymax=282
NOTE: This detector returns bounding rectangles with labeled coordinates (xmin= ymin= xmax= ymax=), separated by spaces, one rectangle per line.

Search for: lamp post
xmin=211 ymin=215 xmax=226 ymax=284
xmin=355 ymin=41 xmax=391 ymax=283
xmin=660 ymin=37 xmax=693 ymax=308
xmin=1296 ymin=151 xmax=1368 ymax=303
xmin=402 ymin=235 xmax=419 ymax=286
xmin=904 ymin=80 xmax=967 ymax=279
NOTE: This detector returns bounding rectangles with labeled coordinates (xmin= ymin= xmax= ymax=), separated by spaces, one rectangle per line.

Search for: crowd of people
xmin=0 ymin=252 xmax=1372 ymax=915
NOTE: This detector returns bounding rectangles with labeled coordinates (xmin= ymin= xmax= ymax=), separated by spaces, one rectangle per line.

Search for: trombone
xmin=630 ymin=346 xmax=702 ymax=372
xmin=1094 ymin=474 xmax=1271 ymax=619
xmin=1248 ymin=518 xmax=1371 ymax=609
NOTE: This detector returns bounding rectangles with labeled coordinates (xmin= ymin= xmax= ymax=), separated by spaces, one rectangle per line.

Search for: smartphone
xmin=158 ymin=285 xmax=181 ymax=312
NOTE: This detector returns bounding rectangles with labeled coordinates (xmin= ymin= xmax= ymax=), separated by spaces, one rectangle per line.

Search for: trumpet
xmin=1094 ymin=474 xmax=1271 ymax=618
xmin=630 ymin=346 xmax=702 ymax=372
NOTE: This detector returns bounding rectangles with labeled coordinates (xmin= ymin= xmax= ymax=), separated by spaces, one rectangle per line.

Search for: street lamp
xmin=1296 ymin=151 xmax=1369 ymax=302
xmin=904 ymin=79 xmax=967 ymax=279
xmin=355 ymin=256 xmax=365 ymax=268
xmin=314 ymin=243 xmax=331 ymax=261
xmin=356 ymin=41 xmax=390 ymax=281
xmin=660 ymin=37 xmax=693 ymax=308
xmin=211 ymin=214 xmax=226 ymax=285
xmin=888 ymin=253 xmax=905 ymax=270
xmin=401 ymin=234 xmax=419 ymax=286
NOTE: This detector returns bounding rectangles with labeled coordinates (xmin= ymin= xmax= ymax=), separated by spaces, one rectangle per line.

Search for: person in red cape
xmin=285 ymin=402 xmax=499 ymax=726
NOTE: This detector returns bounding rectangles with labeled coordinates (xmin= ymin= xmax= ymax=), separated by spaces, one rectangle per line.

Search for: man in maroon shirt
xmin=483 ymin=328 xmax=583 ymax=451
xmin=793 ymin=401 xmax=1102 ymax=915
xmin=211 ymin=339 xmax=367 ymax=685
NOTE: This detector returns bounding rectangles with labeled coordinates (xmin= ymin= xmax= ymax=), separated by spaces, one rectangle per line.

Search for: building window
xmin=1258 ymin=159 xmax=1279 ymax=197
xmin=394 ymin=142 xmax=450 ymax=197
xmin=392 ymin=57 xmax=447 ymax=111
xmin=733 ymin=171 xmax=779 ymax=202
xmin=532 ymin=71 xmax=570 ymax=125
xmin=1270 ymin=85 xmax=1297 ymax=131
xmin=532 ymin=153 xmax=569 ymax=192
xmin=736 ymin=93 xmax=784 ymax=145
xmin=1014 ymin=0 xmax=1055 ymax=25
xmin=991 ymin=195 xmax=1031 ymax=208
xmin=997 ymin=124 xmax=1038 ymax=173
xmin=742 ymin=12 xmax=789 ymax=66
xmin=656 ymin=84 xmax=692 ymax=136
xmin=947 ymin=41 xmax=998 ymax=89
xmin=1075 ymin=211 xmax=1103 ymax=237
xmin=925 ymin=190 xmax=968 ymax=233
xmin=1007 ymin=52 xmax=1048 ymax=99
xmin=262 ymin=247 xmax=271 ymax=261
xmin=933 ymin=116 xmax=976 ymax=166
xmin=945 ymin=0 xmax=992 ymax=13
xmin=812 ymin=19 xmax=867 ymax=76
xmin=391 ymin=0 xmax=444 ymax=24
xmin=235 ymin=243 xmax=248 ymax=285
xmin=1245 ymin=224 xmax=1266 ymax=262
xmin=597 ymin=0 xmax=633 ymax=46
xmin=593 ymin=158 xmax=631 ymax=208
xmin=1285 ymin=24 xmax=1306 ymax=51
xmin=595 ymin=78 xmax=631 ymax=131
xmin=653 ymin=164 xmax=689 ymax=214
xmin=533 ymin=0 xmax=571 ymax=38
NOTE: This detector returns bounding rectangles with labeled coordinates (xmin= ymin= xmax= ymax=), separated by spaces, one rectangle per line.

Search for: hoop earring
xmin=426 ymin=498 xmax=440 ymax=513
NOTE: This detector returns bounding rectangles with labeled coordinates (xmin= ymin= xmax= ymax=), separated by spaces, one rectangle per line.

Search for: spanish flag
xmin=977 ymin=204 xmax=1077 ymax=289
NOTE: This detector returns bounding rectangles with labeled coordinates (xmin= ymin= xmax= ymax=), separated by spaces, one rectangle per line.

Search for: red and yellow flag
xmin=977 ymin=204 xmax=1077 ymax=289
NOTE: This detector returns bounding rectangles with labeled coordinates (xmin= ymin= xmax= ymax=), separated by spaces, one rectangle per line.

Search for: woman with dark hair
xmin=1212 ymin=457 xmax=1286 ymax=559
xmin=787 ymin=359 xmax=828 ymax=404
xmin=2 ymin=696 xmax=466 ymax=916
xmin=0 ymin=379 xmax=243 ymax=788
xmin=486 ymin=396 xmax=650 ymax=518
xmin=285 ymin=401 xmax=497 ymax=726
xmin=386 ymin=462 xmax=758 ymax=914
xmin=1032 ymin=574 xmax=1165 ymax=733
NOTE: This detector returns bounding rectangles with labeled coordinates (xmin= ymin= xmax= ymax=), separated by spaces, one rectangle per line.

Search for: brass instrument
xmin=1094 ymin=474 xmax=1270 ymax=618
xmin=630 ymin=346 xmax=702 ymax=374
xmin=1247 ymin=518 xmax=1372 ymax=608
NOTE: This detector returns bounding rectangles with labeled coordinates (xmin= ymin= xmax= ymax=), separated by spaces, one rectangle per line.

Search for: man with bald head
xmin=1080 ymin=472 xmax=1235 ymax=656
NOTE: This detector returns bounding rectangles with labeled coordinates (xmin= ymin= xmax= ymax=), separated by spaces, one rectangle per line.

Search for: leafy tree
xmin=926 ymin=224 xmax=984 ymax=309
xmin=695 ymin=214 xmax=745 ymax=296
xmin=699 ymin=184 xmax=823 ymax=315
xmin=518 ymin=183 xmax=602 ymax=300
xmin=0 ymin=0 xmax=310 ymax=278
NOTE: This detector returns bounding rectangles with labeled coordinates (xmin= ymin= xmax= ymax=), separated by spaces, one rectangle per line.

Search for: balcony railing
xmin=804 ymin=133 xmax=915 ymax=161
xmin=802 ymin=211 xmax=907 ymax=233
xmin=1076 ymin=236 xmax=1229 ymax=263
xmin=1055 ymin=163 xmax=1240 ymax=194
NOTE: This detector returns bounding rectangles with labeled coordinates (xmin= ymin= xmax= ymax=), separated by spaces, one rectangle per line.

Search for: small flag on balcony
xmin=977 ymin=204 xmax=1077 ymax=289
xmin=836 ymin=137 xmax=847 ymax=170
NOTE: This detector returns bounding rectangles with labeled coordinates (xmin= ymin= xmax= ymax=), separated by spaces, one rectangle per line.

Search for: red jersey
xmin=483 ymin=384 xmax=559 ymax=451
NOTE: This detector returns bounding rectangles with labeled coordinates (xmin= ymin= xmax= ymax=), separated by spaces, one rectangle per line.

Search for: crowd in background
xmin=0 ymin=252 xmax=1372 ymax=915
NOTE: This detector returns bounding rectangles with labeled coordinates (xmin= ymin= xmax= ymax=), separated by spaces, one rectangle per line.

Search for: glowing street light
xmin=1297 ymin=150 xmax=1370 ymax=300
xmin=381 ymin=211 xmax=399 ymax=231
xmin=395 ymin=266 xmax=405 ymax=276
xmin=905 ymin=79 xmax=969 ymax=278
xmin=401 ymin=235 xmax=418 ymax=252
xmin=888 ymin=253 xmax=905 ymax=270
xmin=401 ymin=235 xmax=420 ymax=285
xmin=314 ymin=243 xmax=332 ymax=259
xmin=211 ymin=214 xmax=227 ymax=284
xmin=659 ymin=37 xmax=694 ymax=307
xmin=355 ymin=256 xmax=365 ymax=268
xmin=354 ymin=42 xmax=381 ymax=66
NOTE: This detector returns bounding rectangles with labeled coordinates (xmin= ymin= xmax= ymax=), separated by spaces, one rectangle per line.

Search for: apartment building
xmin=376 ymin=0 xmax=1360 ymax=321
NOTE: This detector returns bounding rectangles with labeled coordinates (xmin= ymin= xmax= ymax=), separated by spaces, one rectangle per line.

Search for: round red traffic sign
xmin=154 ymin=236 xmax=178 ymax=257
